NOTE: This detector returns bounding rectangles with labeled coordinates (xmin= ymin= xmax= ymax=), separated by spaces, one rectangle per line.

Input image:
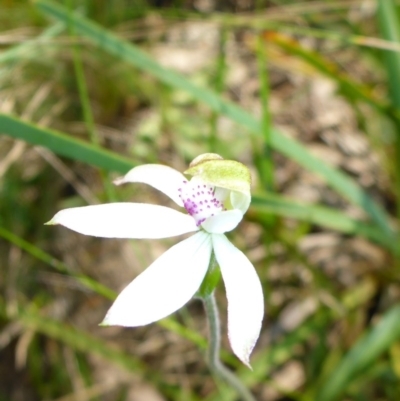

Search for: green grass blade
xmin=206 ymin=313 xmax=330 ymax=401
xmin=0 ymin=301 xmax=155 ymax=382
xmin=0 ymin=113 xmax=135 ymax=174
xmin=315 ymin=305 xmax=400 ymax=401
xmin=251 ymin=194 xmax=398 ymax=254
xmin=0 ymin=22 xmax=64 ymax=65
xmin=206 ymin=278 xmax=376 ymax=401
xmin=0 ymin=300 xmax=202 ymax=401
xmin=1 ymin=113 xmax=394 ymax=252
xmin=66 ymin=2 xmax=117 ymax=202
xmin=269 ymin=130 xmax=395 ymax=240
xmin=268 ymin=33 xmax=392 ymax=116
xmin=0 ymin=226 xmax=116 ymax=300
xmin=34 ymin=0 xmax=393 ymax=236
xmin=255 ymin=34 xmax=274 ymax=191
xmin=208 ymin=26 xmax=227 ymax=153
xmin=377 ymin=0 xmax=400 ymax=108
xmin=158 ymin=10 xmax=400 ymax=53
xmin=0 ymin=226 xmax=208 ymax=350
xmin=377 ymin=0 xmax=400 ymax=220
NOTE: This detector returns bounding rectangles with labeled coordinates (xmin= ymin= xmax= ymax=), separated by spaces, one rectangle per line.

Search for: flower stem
xmin=202 ymin=293 xmax=257 ymax=401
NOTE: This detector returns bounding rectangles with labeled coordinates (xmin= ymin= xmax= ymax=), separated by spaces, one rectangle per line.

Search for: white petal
xmin=49 ymin=203 xmax=198 ymax=238
xmin=201 ymin=210 xmax=243 ymax=234
xmin=212 ymin=234 xmax=264 ymax=367
xmin=103 ymin=231 xmax=212 ymax=326
xmin=230 ymin=191 xmax=251 ymax=214
xmin=214 ymin=187 xmax=229 ymax=202
xmin=114 ymin=164 xmax=186 ymax=207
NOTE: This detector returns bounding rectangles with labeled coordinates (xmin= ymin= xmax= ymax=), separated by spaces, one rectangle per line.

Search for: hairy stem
xmin=202 ymin=293 xmax=257 ymax=401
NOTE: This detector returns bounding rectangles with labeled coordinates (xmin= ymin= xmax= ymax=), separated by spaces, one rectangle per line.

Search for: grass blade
xmin=159 ymin=10 xmax=400 ymax=53
xmin=0 ymin=113 xmax=135 ymax=173
xmin=264 ymin=32 xmax=392 ymax=116
xmin=377 ymin=0 xmax=400 ymax=219
xmin=251 ymin=194 xmax=398 ymax=254
xmin=206 ymin=278 xmax=376 ymax=401
xmin=315 ymin=305 xmax=400 ymax=401
xmin=208 ymin=26 xmax=227 ymax=153
xmin=0 ymin=22 xmax=64 ymax=65
xmin=66 ymin=2 xmax=117 ymax=201
xmin=0 ymin=301 xmax=155 ymax=382
xmin=0 ymin=226 xmax=207 ymax=350
xmin=1 ymin=113 xmax=395 ymax=253
xmin=255 ymin=34 xmax=274 ymax=191
xmin=34 ymin=0 xmax=393 ymax=237
xmin=0 ymin=298 xmax=202 ymax=401
xmin=1 ymin=112 xmax=394 ymax=254
xmin=0 ymin=226 xmax=116 ymax=300
xmin=377 ymin=0 xmax=400 ymax=108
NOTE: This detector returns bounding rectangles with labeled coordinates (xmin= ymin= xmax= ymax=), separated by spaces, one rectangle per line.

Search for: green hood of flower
xmin=184 ymin=153 xmax=251 ymax=214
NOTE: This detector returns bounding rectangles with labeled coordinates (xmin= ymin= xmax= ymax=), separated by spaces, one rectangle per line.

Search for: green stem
xmin=202 ymin=293 xmax=257 ymax=401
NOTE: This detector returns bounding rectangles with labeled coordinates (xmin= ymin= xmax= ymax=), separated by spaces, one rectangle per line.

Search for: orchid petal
xmin=114 ymin=164 xmax=186 ymax=207
xmin=202 ymin=210 xmax=243 ymax=234
xmin=103 ymin=231 xmax=212 ymax=326
xmin=214 ymin=187 xmax=229 ymax=203
xmin=212 ymin=234 xmax=264 ymax=367
xmin=230 ymin=191 xmax=251 ymax=214
xmin=49 ymin=203 xmax=198 ymax=239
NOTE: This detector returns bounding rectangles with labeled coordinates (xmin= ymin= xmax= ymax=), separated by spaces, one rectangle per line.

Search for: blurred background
xmin=1 ymin=0 xmax=400 ymax=400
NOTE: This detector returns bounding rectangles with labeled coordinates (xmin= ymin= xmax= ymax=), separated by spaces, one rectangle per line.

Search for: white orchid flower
xmin=48 ymin=154 xmax=264 ymax=366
